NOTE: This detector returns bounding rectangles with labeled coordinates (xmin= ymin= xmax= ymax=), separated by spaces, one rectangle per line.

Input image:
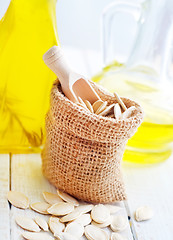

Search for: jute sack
xmin=42 ymin=80 xmax=143 ymax=203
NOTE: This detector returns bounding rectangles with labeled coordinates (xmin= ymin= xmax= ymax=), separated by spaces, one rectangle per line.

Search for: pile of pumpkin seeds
xmin=76 ymin=92 xmax=136 ymax=120
xmin=7 ymin=190 xmax=153 ymax=240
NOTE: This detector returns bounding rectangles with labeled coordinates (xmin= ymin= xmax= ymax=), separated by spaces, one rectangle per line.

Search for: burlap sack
xmin=42 ymin=80 xmax=143 ymax=203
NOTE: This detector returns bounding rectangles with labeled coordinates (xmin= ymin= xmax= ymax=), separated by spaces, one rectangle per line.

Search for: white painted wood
xmin=10 ymin=154 xmax=134 ymax=240
xmin=10 ymin=154 xmax=56 ymax=240
xmin=123 ymin=154 xmax=173 ymax=240
xmin=0 ymin=154 xmax=10 ymax=240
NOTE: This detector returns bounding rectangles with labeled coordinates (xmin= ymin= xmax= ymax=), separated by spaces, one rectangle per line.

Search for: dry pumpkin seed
xmin=95 ymin=101 xmax=108 ymax=115
xmin=111 ymin=232 xmax=126 ymax=240
xmin=30 ymin=202 xmax=50 ymax=215
xmin=105 ymin=204 xmax=122 ymax=214
xmin=122 ymin=106 xmax=136 ymax=119
xmin=85 ymin=225 xmax=109 ymax=240
xmin=22 ymin=232 xmax=54 ymax=240
xmin=113 ymin=92 xmax=127 ymax=111
xmin=135 ymin=206 xmax=153 ymax=222
xmin=114 ymin=103 xmax=122 ymax=120
xmin=7 ymin=191 xmax=29 ymax=209
xmin=91 ymin=204 xmax=110 ymax=224
xmin=111 ymin=215 xmax=128 ymax=232
xmin=75 ymin=204 xmax=93 ymax=214
xmin=65 ymin=222 xmax=84 ymax=238
xmin=54 ymin=232 xmax=78 ymax=240
xmin=57 ymin=190 xmax=79 ymax=206
xmin=15 ymin=215 xmax=40 ymax=232
xmin=34 ymin=216 xmax=48 ymax=231
xmin=91 ymin=216 xmax=112 ymax=228
xmin=47 ymin=202 xmax=74 ymax=216
xmin=84 ymin=100 xmax=94 ymax=113
xmin=98 ymin=104 xmax=114 ymax=116
xmin=48 ymin=216 xmax=65 ymax=235
xmin=42 ymin=191 xmax=63 ymax=205
xmin=60 ymin=209 xmax=82 ymax=223
xmin=92 ymin=100 xmax=104 ymax=112
xmin=72 ymin=213 xmax=91 ymax=226
xmin=78 ymin=97 xmax=88 ymax=110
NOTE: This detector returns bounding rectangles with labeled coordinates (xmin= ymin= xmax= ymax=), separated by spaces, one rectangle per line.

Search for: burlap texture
xmin=42 ymin=80 xmax=143 ymax=203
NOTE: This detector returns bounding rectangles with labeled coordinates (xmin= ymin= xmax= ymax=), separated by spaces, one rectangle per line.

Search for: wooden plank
xmin=0 ymin=154 xmax=10 ymax=240
xmin=10 ymin=154 xmax=134 ymax=240
xmin=10 ymin=154 xmax=56 ymax=240
xmin=123 ymin=155 xmax=173 ymax=240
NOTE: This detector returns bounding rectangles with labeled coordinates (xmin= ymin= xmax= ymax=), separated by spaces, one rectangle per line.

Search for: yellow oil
xmin=93 ymin=63 xmax=173 ymax=164
xmin=0 ymin=0 xmax=59 ymax=153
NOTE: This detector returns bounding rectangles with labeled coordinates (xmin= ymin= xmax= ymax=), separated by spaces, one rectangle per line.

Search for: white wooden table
xmin=0 ymin=48 xmax=173 ymax=239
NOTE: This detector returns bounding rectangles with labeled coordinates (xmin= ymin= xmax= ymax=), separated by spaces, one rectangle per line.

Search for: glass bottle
xmin=0 ymin=0 xmax=59 ymax=153
xmin=93 ymin=0 xmax=173 ymax=164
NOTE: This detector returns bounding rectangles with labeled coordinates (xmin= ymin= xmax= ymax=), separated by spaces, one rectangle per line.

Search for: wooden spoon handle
xmin=43 ymin=46 xmax=71 ymax=82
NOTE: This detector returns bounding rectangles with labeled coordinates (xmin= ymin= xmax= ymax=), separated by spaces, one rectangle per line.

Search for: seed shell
xmin=57 ymin=190 xmax=79 ymax=206
xmin=60 ymin=209 xmax=82 ymax=223
xmin=92 ymin=100 xmax=104 ymax=112
xmin=65 ymin=222 xmax=84 ymax=238
xmin=113 ymin=92 xmax=127 ymax=111
xmin=85 ymin=225 xmax=109 ymax=240
xmin=105 ymin=204 xmax=122 ymax=214
xmin=84 ymin=100 xmax=94 ymax=113
xmin=47 ymin=202 xmax=74 ymax=216
xmin=122 ymin=106 xmax=136 ymax=119
xmin=91 ymin=216 xmax=112 ymax=228
xmin=42 ymin=191 xmax=63 ymax=205
xmin=135 ymin=206 xmax=153 ymax=222
xmin=7 ymin=191 xmax=29 ymax=209
xmin=15 ymin=215 xmax=40 ymax=232
xmin=98 ymin=104 xmax=115 ymax=116
xmin=95 ymin=101 xmax=108 ymax=115
xmin=111 ymin=215 xmax=128 ymax=232
xmin=48 ymin=216 xmax=65 ymax=235
xmin=114 ymin=103 xmax=122 ymax=120
xmin=34 ymin=216 xmax=48 ymax=231
xmin=72 ymin=213 xmax=91 ymax=226
xmin=30 ymin=202 xmax=50 ymax=215
xmin=22 ymin=232 xmax=54 ymax=240
xmin=54 ymin=232 xmax=78 ymax=240
xmin=91 ymin=204 xmax=110 ymax=224
xmin=111 ymin=232 xmax=126 ymax=240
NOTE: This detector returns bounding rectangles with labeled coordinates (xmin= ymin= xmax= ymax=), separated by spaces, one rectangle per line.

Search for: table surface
xmin=0 ymin=48 xmax=173 ymax=240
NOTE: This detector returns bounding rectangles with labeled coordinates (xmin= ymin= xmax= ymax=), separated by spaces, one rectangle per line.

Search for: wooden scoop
xmin=43 ymin=46 xmax=100 ymax=104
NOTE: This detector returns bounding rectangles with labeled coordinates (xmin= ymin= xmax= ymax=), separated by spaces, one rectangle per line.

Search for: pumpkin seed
xmin=85 ymin=225 xmax=109 ymax=240
xmin=47 ymin=202 xmax=74 ymax=216
xmin=7 ymin=191 xmax=29 ymax=209
xmin=22 ymin=232 xmax=54 ymax=240
xmin=42 ymin=191 xmax=63 ymax=205
xmin=72 ymin=213 xmax=91 ymax=226
xmin=84 ymin=100 xmax=94 ymax=113
xmin=15 ymin=215 xmax=40 ymax=232
xmin=111 ymin=215 xmax=128 ymax=232
xmin=60 ymin=209 xmax=82 ymax=223
xmin=105 ymin=204 xmax=122 ymax=214
xmin=111 ymin=232 xmax=126 ymax=240
xmin=75 ymin=204 xmax=93 ymax=214
xmin=78 ymin=97 xmax=88 ymax=110
xmin=30 ymin=202 xmax=50 ymax=215
xmin=54 ymin=232 xmax=78 ymax=240
xmin=65 ymin=222 xmax=84 ymax=238
xmin=91 ymin=204 xmax=110 ymax=224
xmin=122 ymin=106 xmax=136 ymax=119
xmin=34 ymin=216 xmax=48 ymax=231
xmin=92 ymin=100 xmax=104 ymax=112
xmin=98 ymin=104 xmax=115 ymax=116
xmin=135 ymin=206 xmax=153 ymax=222
xmin=95 ymin=101 xmax=108 ymax=115
xmin=48 ymin=216 xmax=65 ymax=235
xmin=113 ymin=92 xmax=127 ymax=111
xmin=91 ymin=216 xmax=112 ymax=228
xmin=114 ymin=103 xmax=122 ymax=120
xmin=57 ymin=190 xmax=79 ymax=206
